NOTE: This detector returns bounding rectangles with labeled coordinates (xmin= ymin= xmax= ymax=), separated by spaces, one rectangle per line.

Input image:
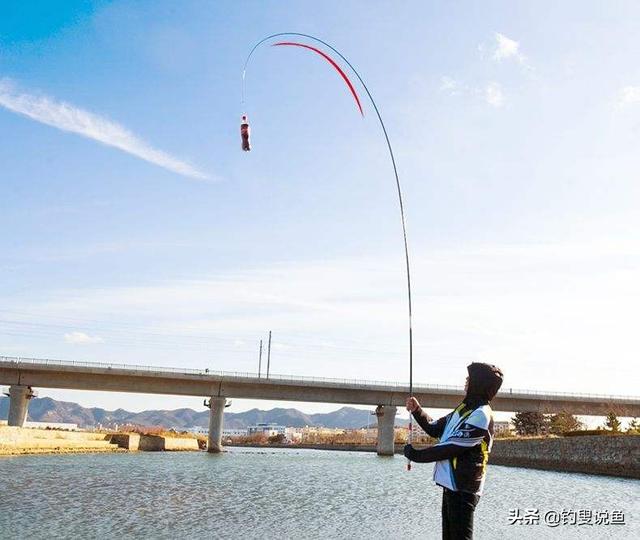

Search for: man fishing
xmin=404 ymin=362 xmax=504 ymax=540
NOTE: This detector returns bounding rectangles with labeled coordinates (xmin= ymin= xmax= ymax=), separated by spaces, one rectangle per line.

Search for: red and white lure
xmin=240 ymin=114 xmax=251 ymax=151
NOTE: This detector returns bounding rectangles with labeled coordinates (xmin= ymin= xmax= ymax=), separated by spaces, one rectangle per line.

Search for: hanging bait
xmin=241 ymin=114 xmax=251 ymax=151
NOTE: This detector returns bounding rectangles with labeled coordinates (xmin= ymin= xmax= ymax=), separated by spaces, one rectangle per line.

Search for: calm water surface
xmin=0 ymin=448 xmax=637 ymax=539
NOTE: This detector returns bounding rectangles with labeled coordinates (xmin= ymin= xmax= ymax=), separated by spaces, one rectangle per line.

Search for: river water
xmin=0 ymin=448 xmax=637 ymax=539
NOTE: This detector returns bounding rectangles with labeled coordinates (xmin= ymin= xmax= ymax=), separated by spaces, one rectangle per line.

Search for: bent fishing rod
xmin=241 ymin=33 xmax=414 ymax=468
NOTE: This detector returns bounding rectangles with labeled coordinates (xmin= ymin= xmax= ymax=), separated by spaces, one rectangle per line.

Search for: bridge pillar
xmin=376 ymin=405 xmax=397 ymax=456
xmin=6 ymin=385 xmax=34 ymax=427
xmin=207 ymin=397 xmax=228 ymax=453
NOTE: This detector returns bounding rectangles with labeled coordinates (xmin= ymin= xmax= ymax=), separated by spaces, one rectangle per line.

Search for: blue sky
xmin=2 ymin=1 xmax=640 ymax=416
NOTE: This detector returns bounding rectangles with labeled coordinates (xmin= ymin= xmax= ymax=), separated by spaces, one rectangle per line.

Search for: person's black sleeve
xmin=403 ymin=443 xmax=469 ymax=463
xmin=411 ymin=407 xmax=448 ymax=438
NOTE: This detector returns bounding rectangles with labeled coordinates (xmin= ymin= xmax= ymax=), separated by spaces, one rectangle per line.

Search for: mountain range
xmin=0 ymin=396 xmax=397 ymax=430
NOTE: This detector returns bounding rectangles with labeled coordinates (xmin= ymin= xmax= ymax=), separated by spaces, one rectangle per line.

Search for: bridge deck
xmin=1 ymin=356 xmax=639 ymax=415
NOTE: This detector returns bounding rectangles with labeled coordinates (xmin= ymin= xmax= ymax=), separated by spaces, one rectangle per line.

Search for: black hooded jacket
xmin=463 ymin=362 xmax=504 ymax=409
xmin=404 ymin=363 xmax=504 ymax=474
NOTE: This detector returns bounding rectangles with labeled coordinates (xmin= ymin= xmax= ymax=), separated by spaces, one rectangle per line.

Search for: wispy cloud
xmin=6 ymin=240 xmax=640 ymax=396
xmin=64 ymin=331 xmax=104 ymax=344
xmin=439 ymin=76 xmax=459 ymax=94
xmin=485 ymin=82 xmax=504 ymax=107
xmin=617 ymin=85 xmax=640 ymax=106
xmin=439 ymin=76 xmax=504 ymax=108
xmin=0 ymin=78 xmax=209 ymax=180
xmin=493 ymin=33 xmax=526 ymax=63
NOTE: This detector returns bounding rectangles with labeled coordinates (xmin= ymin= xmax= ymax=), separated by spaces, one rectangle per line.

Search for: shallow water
xmin=0 ymin=448 xmax=637 ymax=539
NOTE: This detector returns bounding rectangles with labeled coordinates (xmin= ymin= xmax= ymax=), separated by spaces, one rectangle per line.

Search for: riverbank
xmin=0 ymin=426 xmax=122 ymax=455
xmin=490 ymin=434 xmax=639 ymax=479
xmin=229 ymin=441 xmax=386 ymax=453
xmin=3 ymin=428 xmax=637 ymax=479
xmin=0 ymin=426 xmax=200 ymax=456
xmin=229 ymin=434 xmax=640 ymax=479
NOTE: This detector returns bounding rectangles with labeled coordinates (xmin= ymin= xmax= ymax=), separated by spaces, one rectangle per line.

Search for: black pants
xmin=442 ymin=488 xmax=480 ymax=540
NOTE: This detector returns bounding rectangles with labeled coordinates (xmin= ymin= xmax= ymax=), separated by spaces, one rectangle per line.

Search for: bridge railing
xmin=1 ymin=355 xmax=424 ymax=389
xmin=1 ymin=355 xmax=638 ymax=402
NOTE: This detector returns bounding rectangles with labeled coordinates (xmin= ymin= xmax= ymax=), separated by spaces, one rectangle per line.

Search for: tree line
xmin=510 ymin=411 xmax=640 ymax=436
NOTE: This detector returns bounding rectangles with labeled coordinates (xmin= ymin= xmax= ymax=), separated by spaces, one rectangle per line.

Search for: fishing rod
xmin=241 ymin=33 xmax=414 ymax=469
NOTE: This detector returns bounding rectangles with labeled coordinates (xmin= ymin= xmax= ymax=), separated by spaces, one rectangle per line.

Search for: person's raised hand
xmin=405 ymin=396 xmax=420 ymax=413
xmin=403 ymin=444 xmax=414 ymax=460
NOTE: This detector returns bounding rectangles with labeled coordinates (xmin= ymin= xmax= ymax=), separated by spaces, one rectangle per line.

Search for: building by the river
xmin=247 ymin=423 xmax=286 ymax=437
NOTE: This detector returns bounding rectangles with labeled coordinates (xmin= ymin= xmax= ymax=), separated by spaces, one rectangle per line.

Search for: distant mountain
xmin=0 ymin=396 xmax=210 ymax=428
xmin=225 ymin=408 xmax=315 ymax=429
xmin=225 ymin=407 xmax=381 ymax=429
xmin=0 ymin=396 xmax=394 ymax=430
xmin=310 ymin=407 xmax=373 ymax=429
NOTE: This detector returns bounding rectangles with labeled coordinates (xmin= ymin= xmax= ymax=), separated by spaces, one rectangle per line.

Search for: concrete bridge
xmin=2 ymin=356 xmax=639 ymax=455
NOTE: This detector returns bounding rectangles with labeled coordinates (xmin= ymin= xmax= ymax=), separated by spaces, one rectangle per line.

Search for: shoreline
xmin=0 ymin=427 xmax=200 ymax=456
xmin=2 ymin=429 xmax=638 ymax=480
xmin=0 ymin=447 xmax=126 ymax=456
xmin=228 ymin=435 xmax=640 ymax=480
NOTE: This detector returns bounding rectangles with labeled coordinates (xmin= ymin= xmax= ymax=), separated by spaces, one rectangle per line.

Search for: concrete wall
xmin=0 ymin=426 xmax=118 ymax=455
xmin=0 ymin=427 xmax=198 ymax=454
xmin=138 ymin=434 xmax=199 ymax=451
xmin=491 ymin=435 xmax=640 ymax=479
xmin=138 ymin=435 xmax=165 ymax=451
xmin=164 ymin=437 xmax=200 ymax=451
xmin=109 ymin=433 xmax=140 ymax=451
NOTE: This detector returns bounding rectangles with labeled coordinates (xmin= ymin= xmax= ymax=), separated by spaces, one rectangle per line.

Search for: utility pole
xmin=266 ymin=330 xmax=272 ymax=379
xmin=258 ymin=339 xmax=263 ymax=378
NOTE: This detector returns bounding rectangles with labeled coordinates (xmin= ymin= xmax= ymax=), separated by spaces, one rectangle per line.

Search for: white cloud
xmin=485 ymin=82 xmax=504 ymax=107
xmin=0 ymin=78 xmax=209 ymax=180
xmin=439 ymin=76 xmax=458 ymax=94
xmin=493 ymin=32 xmax=526 ymax=63
xmin=617 ymin=85 xmax=640 ymax=106
xmin=64 ymin=331 xmax=104 ymax=344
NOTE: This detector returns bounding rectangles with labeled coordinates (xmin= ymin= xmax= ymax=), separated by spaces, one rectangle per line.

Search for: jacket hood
xmin=465 ymin=362 xmax=504 ymax=406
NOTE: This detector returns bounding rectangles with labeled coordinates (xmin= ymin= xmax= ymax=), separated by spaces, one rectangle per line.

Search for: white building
xmin=185 ymin=426 xmax=209 ymax=435
xmin=494 ymin=421 xmax=513 ymax=434
xmin=285 ymin=427 xmax=304 ymax=442
xmin=247 ymin=423 xmax=286 ymax=437
xmin=183 ymin=426 xmax=247 ymax=437
xmin=223 ymin=428 xmax=248 ymax=437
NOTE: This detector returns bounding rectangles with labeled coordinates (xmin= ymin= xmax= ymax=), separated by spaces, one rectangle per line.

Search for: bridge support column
xmin=6 ymin=385 xmax=34 ymax=427
xmin=376 ymin=405 xmax=397 ymax=456
xmin=207 ymin=397 xmax=228 ymax=453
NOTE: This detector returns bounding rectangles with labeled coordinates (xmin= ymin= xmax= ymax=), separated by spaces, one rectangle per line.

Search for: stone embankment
xmin=108 ymin=433 xmax=141 ymax=451
xmin=231 ymin=435 xmax=638 ymax=478
xmin=490 ymin=435 xmax=639 ymax=479
xmin=137 ymin=434 xmax=200 ymax=451
xmin=230 ymin=442 xmax=382 ymax=453
xmin=0 ymin=426 xmax=121 ymax=455
xmin=0 ymin=427 xmax=201 ymax=455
